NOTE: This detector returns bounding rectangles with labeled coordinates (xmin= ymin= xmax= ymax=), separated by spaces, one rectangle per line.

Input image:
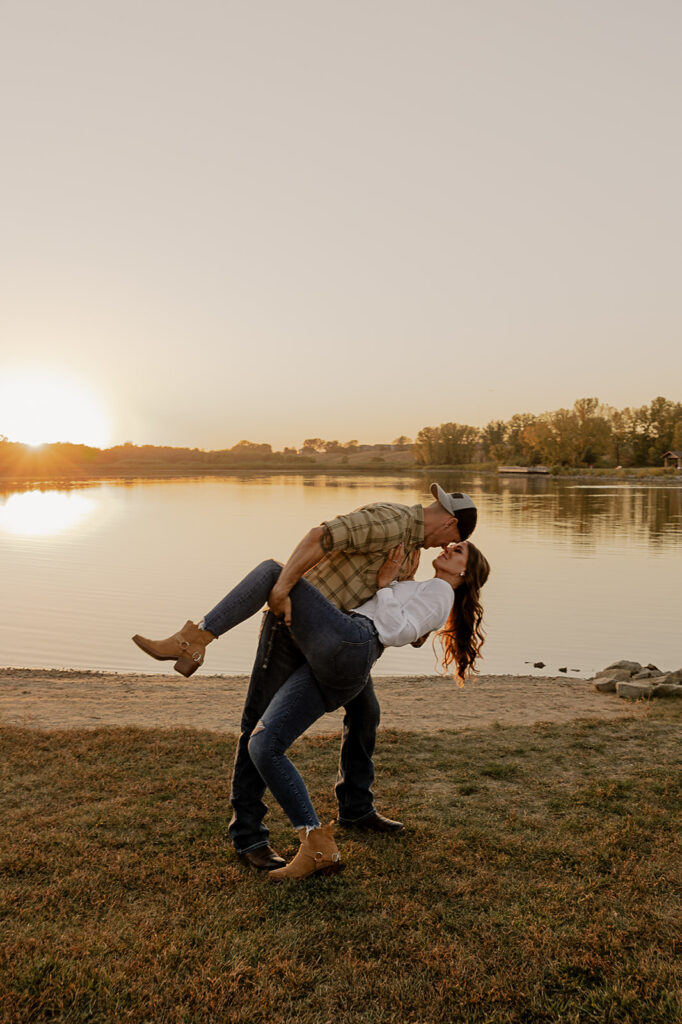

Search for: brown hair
xmin=436 ymin=541 xmax=490 ymax=683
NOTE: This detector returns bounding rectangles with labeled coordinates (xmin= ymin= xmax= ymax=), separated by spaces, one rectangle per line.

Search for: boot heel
xmin=174 ymin=654 xmax=201 ymax=677
xmin=317 ymin=862 xmax=345 ymax=877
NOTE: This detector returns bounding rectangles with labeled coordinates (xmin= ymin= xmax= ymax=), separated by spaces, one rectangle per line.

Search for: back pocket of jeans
xmin=331 ymin=640 xmax=372 ymax=683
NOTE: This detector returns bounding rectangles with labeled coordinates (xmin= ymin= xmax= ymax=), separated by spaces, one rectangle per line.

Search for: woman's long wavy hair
xmin=436 ymin=541 xmax=490 ymax=683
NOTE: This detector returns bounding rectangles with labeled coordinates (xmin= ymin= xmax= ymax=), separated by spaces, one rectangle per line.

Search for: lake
xmin=1 ymin=473 xmax=681 ymax=679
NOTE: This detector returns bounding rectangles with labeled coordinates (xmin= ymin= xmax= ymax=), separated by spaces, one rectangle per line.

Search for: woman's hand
xmin=377 ymin=543 xmax=405 ymax=589
xmin=403 ymin=548 xmax=420 ymax=580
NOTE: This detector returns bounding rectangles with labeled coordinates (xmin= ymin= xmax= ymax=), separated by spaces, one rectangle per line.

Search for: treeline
xmin=414 ymin=397 xmax=682 ymax=468
xmin=298 ymin=437 xmax=412 ymax=454
xmin=1 ymin=397 xmax=680 ymax=479
xmin=0 ymin=439 xmax=314 ymax=479
xmin=0 ymin=436 xmax=413 ymax=480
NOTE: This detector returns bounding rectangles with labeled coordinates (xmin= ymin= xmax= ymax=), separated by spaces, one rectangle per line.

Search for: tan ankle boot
xmin=268 ymin=823 xmax=343 ymax=882
xmin=131 ymin=621 xmax=214 ymax=677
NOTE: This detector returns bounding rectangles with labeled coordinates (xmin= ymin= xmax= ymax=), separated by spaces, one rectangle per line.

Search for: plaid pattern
xmin=304 ymin=502 xmax=425 ymax=612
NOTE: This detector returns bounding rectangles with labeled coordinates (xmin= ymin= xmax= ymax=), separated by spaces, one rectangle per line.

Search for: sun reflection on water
xmin=0 ymin=490 xmax=95 ymax=537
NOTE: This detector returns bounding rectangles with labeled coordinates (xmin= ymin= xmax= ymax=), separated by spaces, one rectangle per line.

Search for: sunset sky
xmin=2 ymin=0 xmax=681 ymax=450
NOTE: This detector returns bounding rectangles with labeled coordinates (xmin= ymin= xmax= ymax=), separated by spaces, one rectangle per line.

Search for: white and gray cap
xmin=429 ymin=483 xmax=478 ymax=540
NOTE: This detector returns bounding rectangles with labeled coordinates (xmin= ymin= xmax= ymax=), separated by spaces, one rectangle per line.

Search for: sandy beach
xmin=0 ymin=667 xmax=642 ymax=734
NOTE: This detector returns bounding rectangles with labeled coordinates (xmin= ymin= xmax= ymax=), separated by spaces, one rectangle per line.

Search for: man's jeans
xmin=228 ymin=610 xmax=381 ymax=853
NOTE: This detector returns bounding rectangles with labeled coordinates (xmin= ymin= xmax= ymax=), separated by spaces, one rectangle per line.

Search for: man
xmin=231 ymin=482 xmax=478 ymax=870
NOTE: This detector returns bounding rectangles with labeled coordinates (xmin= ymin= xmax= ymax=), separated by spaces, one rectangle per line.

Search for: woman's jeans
xmin=229 ymin=615 xmax=382 ymax=852
xmin=247 ymin=665 xmax=327 ymax=829
xmin=202 ymin=560 xmax=381 ymax=830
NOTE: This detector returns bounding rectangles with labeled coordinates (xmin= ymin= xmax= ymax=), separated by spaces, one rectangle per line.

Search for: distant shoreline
xmin=1 ymin=465 xmax=681 ymax=489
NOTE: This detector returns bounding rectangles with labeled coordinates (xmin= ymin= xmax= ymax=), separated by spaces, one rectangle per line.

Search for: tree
xmin=542 ymin=409 xmax=580 ymax=465
xmin=646 ymin=396 xmax=682 ymax=462
xmin=413 ymin=426 xmax=440 ymax=465
xmin=481 ymin=420 xmax=507 ymax=462
xmin=230 ymin=440 xmax=272 ymax=455
xmin=622 ymin=403 xmax=658 ymax=466
xmin=302 ymin=438 xmax=325 ymax=453
xmin=438 ymin=422 xmax=480 ymax=464
xmin=604 ymin=406 xmax=629 ymax=465
xmin=572 ymin=398 xmax=612 ymax=465
xmin=504 ymin=413 xmax=539 ymax=464
xmin=413 ymin=423 xmax=479 ymax=465
xmin=672 ymin=420 xmax=682 ymax=451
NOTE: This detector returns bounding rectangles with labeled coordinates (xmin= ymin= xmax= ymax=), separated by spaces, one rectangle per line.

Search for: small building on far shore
xmin=662 ymin=450 xmax=682 ymax=470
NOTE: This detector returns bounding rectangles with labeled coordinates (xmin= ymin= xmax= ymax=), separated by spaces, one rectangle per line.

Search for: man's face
xmin=431 ymin=512 xmax=462 ymax=548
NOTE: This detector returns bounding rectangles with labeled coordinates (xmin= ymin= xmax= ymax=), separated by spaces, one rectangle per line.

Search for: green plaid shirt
xmin=304 ymin=502 xmax=425 ymax=612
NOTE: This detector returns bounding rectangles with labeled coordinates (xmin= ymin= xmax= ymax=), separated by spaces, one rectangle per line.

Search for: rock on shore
xmin=592 ymin=660 xmax=682 ymax=700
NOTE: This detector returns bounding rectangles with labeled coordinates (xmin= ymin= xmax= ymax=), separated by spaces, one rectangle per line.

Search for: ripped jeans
xmin=247 ymin=664 xmax=327 ymax=829
xmin=202 ymin=560 xmax=382 ymax=830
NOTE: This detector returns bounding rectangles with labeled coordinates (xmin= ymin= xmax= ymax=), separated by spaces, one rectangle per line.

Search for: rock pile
xmin=592 ymin=660 xmax=682 ymax=700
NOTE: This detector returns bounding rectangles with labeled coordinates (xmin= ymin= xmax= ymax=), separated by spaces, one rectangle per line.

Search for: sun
xmin=0 ymin=367 xmax=112 ymax=448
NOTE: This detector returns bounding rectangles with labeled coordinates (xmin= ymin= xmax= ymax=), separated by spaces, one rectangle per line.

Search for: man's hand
xmin=266 ymin=525 xmax=327 ymax=627
xmin=268 ymin=582 xmax=293 ymax=626
xmin=377 ymin=543 xmax=405 ymax=589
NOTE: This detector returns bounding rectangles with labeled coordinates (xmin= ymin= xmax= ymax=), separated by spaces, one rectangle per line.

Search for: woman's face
xmin=432 ymin=542 xmax=469 ymax=580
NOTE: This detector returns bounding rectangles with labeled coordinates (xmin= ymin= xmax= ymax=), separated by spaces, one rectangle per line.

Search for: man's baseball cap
xmin=430 ymin=483 xmax=478 ymax=540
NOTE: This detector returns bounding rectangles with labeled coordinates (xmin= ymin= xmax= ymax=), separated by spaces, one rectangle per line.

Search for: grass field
xmin=1 ymin=705 xmax=680 ymax=1023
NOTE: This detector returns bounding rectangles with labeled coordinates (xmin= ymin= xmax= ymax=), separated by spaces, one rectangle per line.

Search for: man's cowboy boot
xmin=238 ymin=845 xmax=287 ymax=871
xmin=268 ymin=823 xmax=343 ymax=882
xmin=132 ymin=621 xmax=214 ymax=677
xmin=338 ymin=810 xmax=404 ymax=834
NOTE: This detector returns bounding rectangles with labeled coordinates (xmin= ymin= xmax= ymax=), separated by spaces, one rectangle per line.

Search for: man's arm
xmin=268 ymin=525 xmax=327 ymax=625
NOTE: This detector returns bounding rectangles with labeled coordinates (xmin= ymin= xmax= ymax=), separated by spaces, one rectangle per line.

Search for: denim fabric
xmin=202 ymin=560 xmax=283 ymax=639
xmin=227 ymin=614 xmax=383 ymax=851
xmin=287 ymin=585 xmax=382 ymax=711
xmin=335 ymin=677 xmax=381 ymax=822
xmin=199 ymin=561 xmax=384 ymax=852
xmin=247 ymin=663 xmax=328 ymax=829
xmin=228 ymin=613 xmax=304 ymax=853
xmin=203 ymin=560 xmax=381 ymax=710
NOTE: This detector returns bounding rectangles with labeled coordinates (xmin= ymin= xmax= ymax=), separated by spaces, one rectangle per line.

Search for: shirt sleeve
xmin=371 ymin=580 xmax=454 ymax=647
xmin=321 ymin=505 xmax=408 ymax=554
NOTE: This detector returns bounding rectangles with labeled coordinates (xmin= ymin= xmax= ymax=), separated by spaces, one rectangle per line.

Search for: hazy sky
xmin=2 ymin=0 xmax=681 ymax=449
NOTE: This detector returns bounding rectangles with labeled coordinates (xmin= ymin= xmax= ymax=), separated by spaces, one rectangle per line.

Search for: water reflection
xmin=429 ymin=472 xmax=682 ymax=550
xmin=0 ymin=473 xmax=679 ymax=549
xmin=0 ymin=490 xmax=95 ymax=537
xmin=0 ymin=473 xmax=680 ymax=677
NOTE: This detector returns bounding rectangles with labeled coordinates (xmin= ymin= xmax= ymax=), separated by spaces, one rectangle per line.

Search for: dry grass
xmin=1 ymin=704 xmax=680 ymax=1023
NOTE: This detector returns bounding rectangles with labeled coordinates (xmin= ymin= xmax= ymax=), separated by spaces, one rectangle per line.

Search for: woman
xmin=132 ymin=540 xmax=490 ymax=880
